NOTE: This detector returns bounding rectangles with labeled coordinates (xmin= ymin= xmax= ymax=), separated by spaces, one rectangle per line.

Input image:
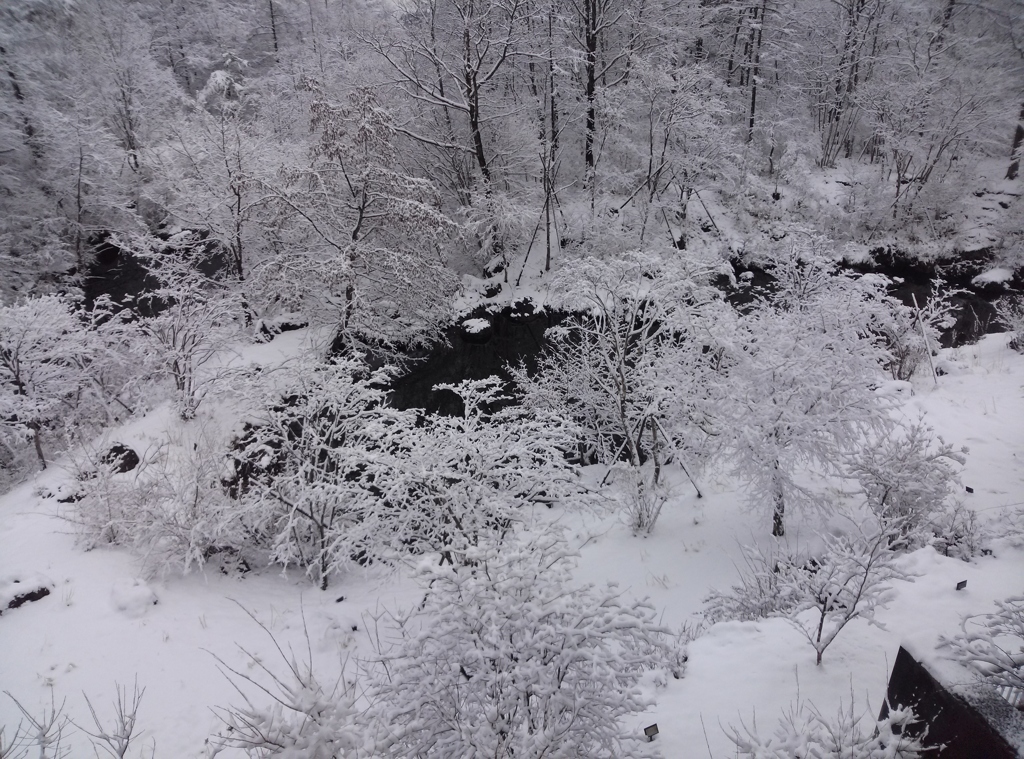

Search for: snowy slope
xmin=1 ymin=333 xmax=1023 ymax=756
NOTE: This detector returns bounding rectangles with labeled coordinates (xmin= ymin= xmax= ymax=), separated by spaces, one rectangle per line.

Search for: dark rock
xmin=101 ymin=443 xmax=140 ymax=473
xmin=3 ymin=583 xmax=51 ymax=614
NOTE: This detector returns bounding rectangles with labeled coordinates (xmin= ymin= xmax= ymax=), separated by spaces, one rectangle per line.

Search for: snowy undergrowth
xmin=1 ymin=332 xmax=1023 ymax=757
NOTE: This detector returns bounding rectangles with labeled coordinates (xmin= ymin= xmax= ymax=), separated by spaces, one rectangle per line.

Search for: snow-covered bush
xmin=614 ymin=464 xmax=672 ymax=535
xmin=845 ymin=421 xmax=966 ymax=551
xmin=880 ymin=291 xmax=957 ymax=381
xmin=237 ymin=361 xmax=583 ymax=589
xmin=370 ymin=377 xmax=584 ymax=564
xmin=704 ymin=542 xmax=798 ymax=624
xmin=726 ymin=697 xmax=927 ymax=758
xmin=67 ymin=423 xmax=245 ymax=576
xmin=928 ymin=501 xmax=985 ymax=561
xmin=3 ymin=685 xmax=147 ymax=759
xmin=942 ymin=595 xmax=1024 ymax=696
xmin=210 ymin=609 xmax=365 ymax=758
xmin=514 ymin=250 xmax=722 ymax=474
xmin=368 ymin=532 xmax=674 ymax=758
xmin=234 ymin=356 xmax=407 ymax=589
xmin=995 ymin=296 xmax=1024 ymax=353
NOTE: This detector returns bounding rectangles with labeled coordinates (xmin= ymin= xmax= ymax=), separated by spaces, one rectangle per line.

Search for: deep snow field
xmin=2 ymin=329 xmax=1023 ymax=757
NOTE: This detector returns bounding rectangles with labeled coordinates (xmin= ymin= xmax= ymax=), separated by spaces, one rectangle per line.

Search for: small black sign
xmin=644 ymin=724 xmax=659 ymax=741
xmin=956 ymin=580 xmax=967 ymax=591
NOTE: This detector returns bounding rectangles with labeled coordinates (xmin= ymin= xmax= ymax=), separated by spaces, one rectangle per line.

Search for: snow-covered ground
xmin=1 ymin=333 xmax=1023 ymax=756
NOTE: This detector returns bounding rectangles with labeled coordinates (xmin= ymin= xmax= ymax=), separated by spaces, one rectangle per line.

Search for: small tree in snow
xmin=726 ymin=697 xmax=927 ymax=758
xmin=368 ymin=532 xmax=674 ymax=759
xmin=705 ymin=513 xmax=913 ymax=665
xmin=514 ymin=250 xmax=723 ymax=521
xmin=235 ymin=355 xmax=406 ymax=590
xmin=1 ymin=295 xmax=91 ymax=470
xmin=237 ymin=366 xmax=584 ymax=588
xmin=0 ymin=294 xmax=137 ymax=473
xmin=364 ymin=377 xmax=584 ymax=564
xmin=127 ymin=232 xmax=244 ymax=420
xmin=716 ymin=254 xmax=893 ymax=536
xmin=781 ymin=516 xmax=914 ymax=666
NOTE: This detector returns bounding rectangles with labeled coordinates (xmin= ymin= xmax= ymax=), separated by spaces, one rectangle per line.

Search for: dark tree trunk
xmin=1006 ymin=103 xmax=1024 ymax=181
xmin=583 ymin=0 xmax=598 ymax=180
xmin=268 ymin=0 xmax=279 ymax=57
xmin=772 ymin=460 xmax=785 ymax=537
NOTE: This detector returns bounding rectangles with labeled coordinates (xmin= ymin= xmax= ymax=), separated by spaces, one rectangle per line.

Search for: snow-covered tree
xmin=368 ymin=532 xmax=673 ymax=758
xmin=263 ymin=85 xmax=461 ymax=354
xmin=0 ymin=295 xmax=117 ymax=471
xmin=233 ymin=355 xmax=406 ymax=589
xmin=515 ymin=251 xmax=723 ymax=484
xmin=127 ymin=232 xmax=244 ymax=420
xmin=780 ymin=516 xmax=914 ymax=665
xmin=362 ymin=377 xmax=584 ymax=564
xmin=715 ymin=253 xmax=893 ymax=536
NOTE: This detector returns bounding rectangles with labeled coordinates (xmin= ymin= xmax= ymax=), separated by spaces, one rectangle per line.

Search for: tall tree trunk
xmin=268 ymin=0 xmax=280 ymax=57
xmin=583 ymin=0 xmax=598 ymax=182
xmin=463 ymin=27 xmax=491 ymax=183
xmin=746 ymin=2 xmax=765 ymax=144
xmin=1006 ymin=103 xmax=1024 ymax=180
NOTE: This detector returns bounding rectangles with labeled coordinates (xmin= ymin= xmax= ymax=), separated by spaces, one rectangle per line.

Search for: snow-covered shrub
xmin=372 ymin=377 xmax=584 ymax=563
xmin=941 ymin=595 xmax=1024 ymax=696
xmin=2 ymin=685 xmax=149 ymax=759
xmin=995 ymin=296 xmax=1024 ymax=352
xmin=845 ymin=421 xmax=966 ymax=551
xmin=873 ymin=285 xmax=956 ymax=381
xmin=929 ymin=501 xmax=985 ymax=561
xmin=368 ymin=532 xmax=674 ymax=758
xmin=615 ymin=464 xmax=672 ymax=535
xmin=704 ymin=542 xmax=798 ymax=624
xmin=234 ymin=356 xmax=407 ymax=589
xmin=67 ymin=424 xmax=245 ymax=576
xmin=209 ymin=609 xmax=365 ymax=758
xmin=726 ymin=697 xmax=927 ymax=758
xmin=0 ymin=294 xmax=138 ymax=477
xmin=237 ymin=361 xmax=583 ymax=589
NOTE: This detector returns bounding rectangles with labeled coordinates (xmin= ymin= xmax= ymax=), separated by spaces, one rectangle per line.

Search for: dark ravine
xmin=386 ymin=298 xmax=572 ymax=415
xmin=723 ymin=248 xmax=1022 ymax=348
